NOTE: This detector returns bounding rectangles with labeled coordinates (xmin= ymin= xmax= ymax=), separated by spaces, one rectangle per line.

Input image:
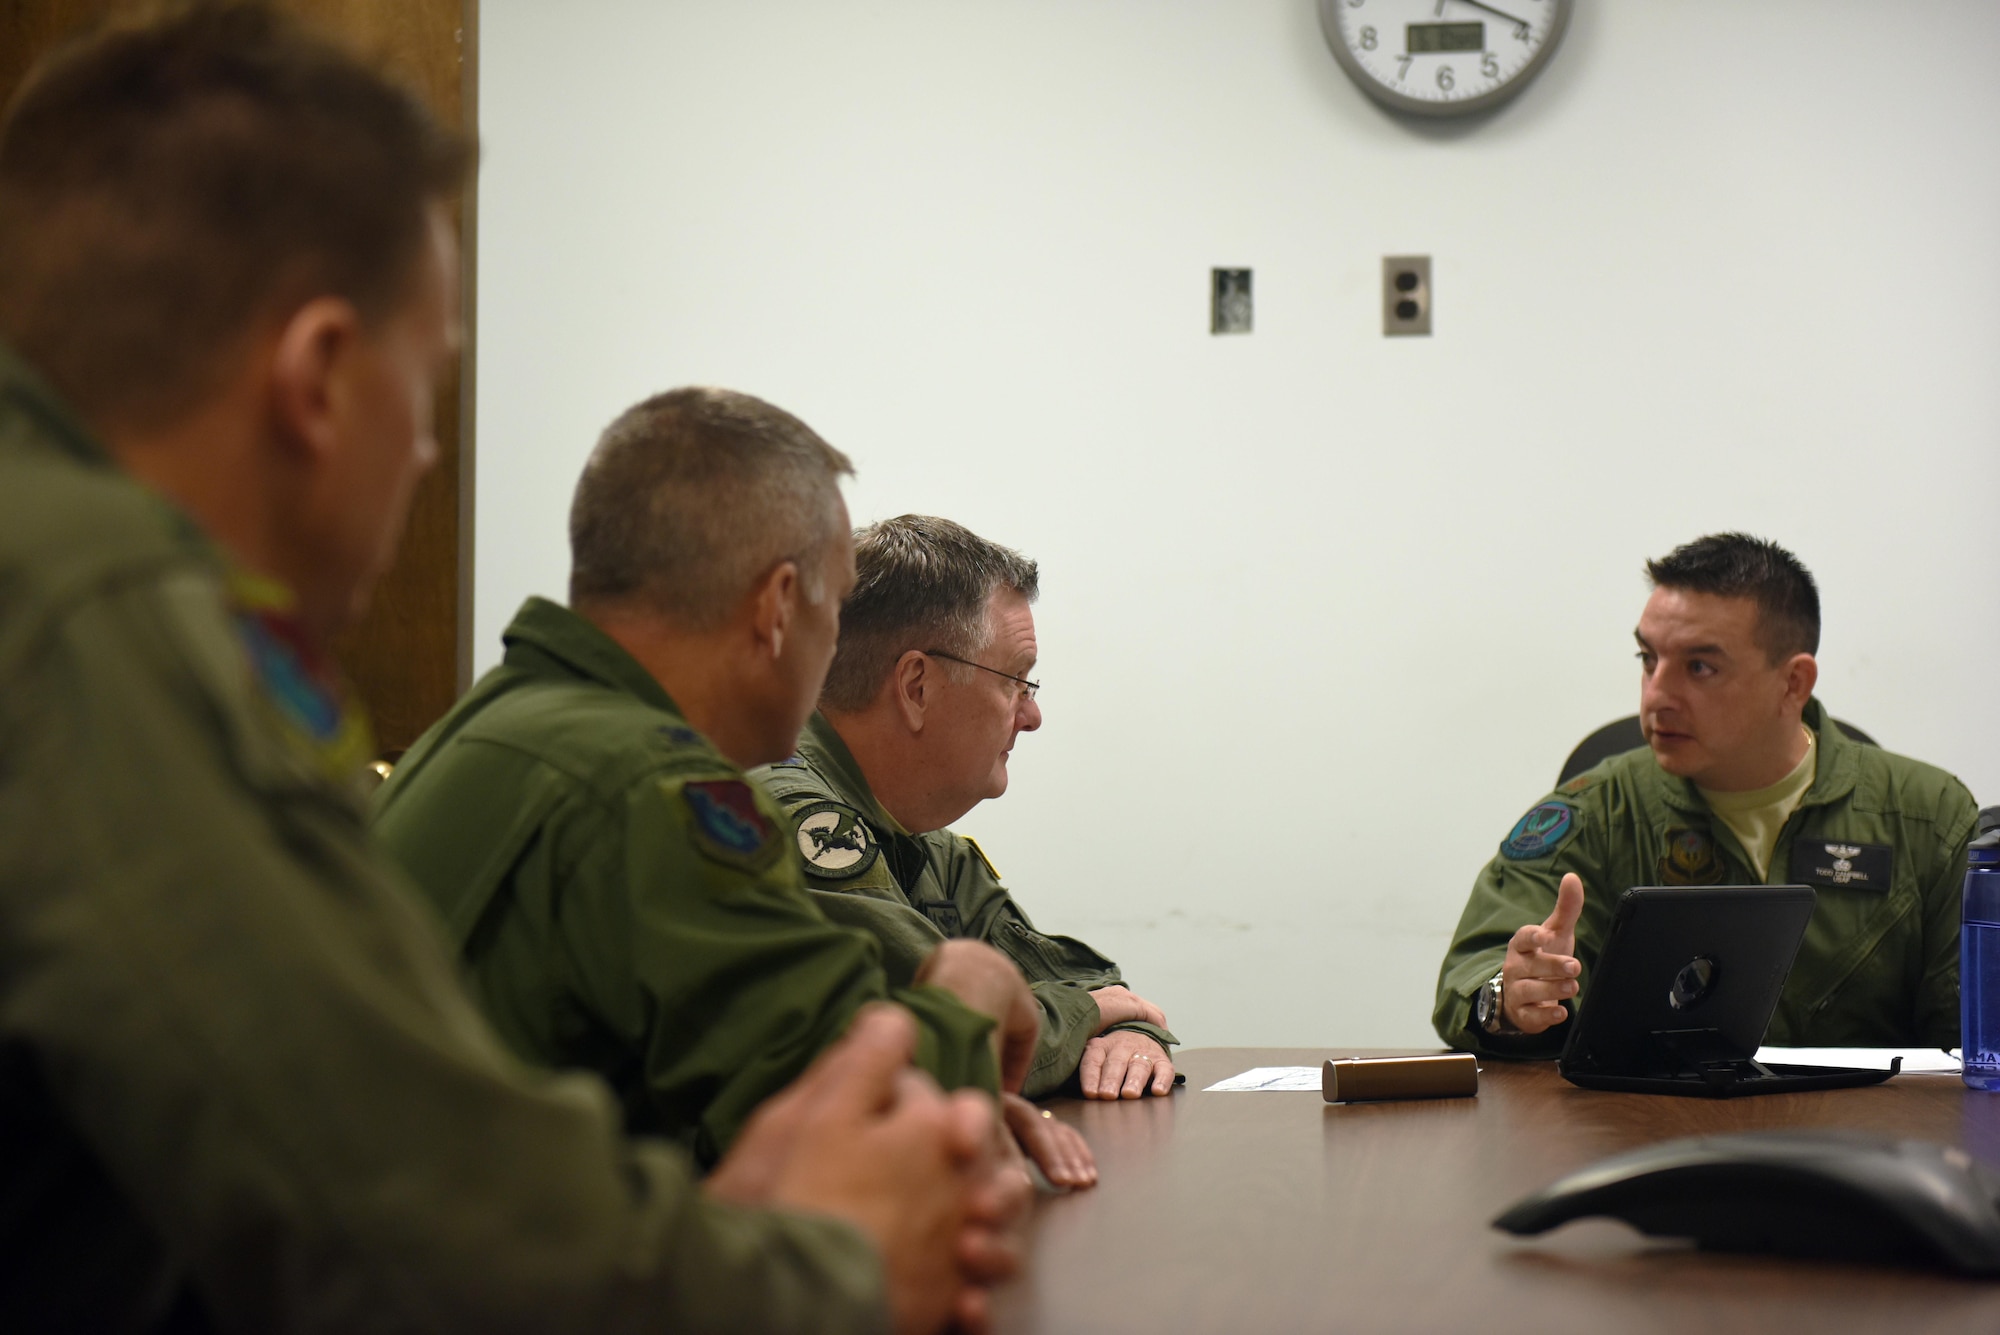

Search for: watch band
xmin=1477 ymin=970 xmax=1519 ymax=1036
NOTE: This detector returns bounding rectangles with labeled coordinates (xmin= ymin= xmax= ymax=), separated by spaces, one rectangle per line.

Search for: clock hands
xmin=1435 ymin=0 xmax=1532 ymax=38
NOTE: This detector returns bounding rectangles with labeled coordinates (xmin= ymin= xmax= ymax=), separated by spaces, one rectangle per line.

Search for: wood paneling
xmin=0 ymin=0 xmax=476 ymax=753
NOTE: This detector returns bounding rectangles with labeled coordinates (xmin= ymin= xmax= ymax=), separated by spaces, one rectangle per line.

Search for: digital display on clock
xmin=1406 ymin=22 xmax=1484 ymax=54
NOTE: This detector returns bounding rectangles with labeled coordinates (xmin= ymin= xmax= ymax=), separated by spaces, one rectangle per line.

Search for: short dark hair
xmin=568 ymin=387 xmax=854 ymax=628
xmin=0 ymin=2 xmax=472 ymax=429
xmin=1645 ymin=532 xmax=1820 ymax=661
xmin=820 ymin=515 xmax=1039 ymax=712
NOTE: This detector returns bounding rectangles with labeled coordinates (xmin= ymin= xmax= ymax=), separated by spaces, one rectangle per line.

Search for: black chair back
xmin=1557 ymin=716 xmax=1876 ymax=788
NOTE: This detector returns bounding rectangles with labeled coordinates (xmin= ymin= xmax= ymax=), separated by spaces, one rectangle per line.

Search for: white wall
xmin=476 ymin=1 xmax=2000 ymax=1049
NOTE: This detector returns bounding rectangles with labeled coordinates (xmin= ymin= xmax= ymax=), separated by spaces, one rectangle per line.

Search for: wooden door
xmin=0 ymin=0 xmax=477 ymax=754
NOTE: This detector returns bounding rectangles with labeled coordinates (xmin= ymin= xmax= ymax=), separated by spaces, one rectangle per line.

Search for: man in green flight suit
xmin=371 ymin=391 xmax=1095 ymax=1189
xmin=753 ymin=515 xmax=1181 ymax=1100
xmin=1435 ymin=533 xmax=1978 ymax=1055
xmin=0 ymin=8 xmax=1024 ymax=1332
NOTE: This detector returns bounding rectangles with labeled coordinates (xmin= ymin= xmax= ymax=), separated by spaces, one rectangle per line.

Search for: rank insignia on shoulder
xmin=963 ymin=836 xmax=1001 ymax=882
xmin=792 ymin=800 xmax=881 ymax=880
xmin=1501 ymin=801 xmax=1576 ymax=861
xmin=769 ymin=755 xmax=807 ymax=769
xmin=683 ymin=779 xmax=779 ymax=869
xmin=656 ymin=724 xmax=704 ymax=748
xmin=1658 ymin=826 xmax=1726 ymax=886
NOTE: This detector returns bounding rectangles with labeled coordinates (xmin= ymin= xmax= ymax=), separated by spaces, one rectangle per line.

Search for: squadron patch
xmin=229 ymin=568 xmax=372 ymax=780
xmin=792 ymin=800 xmax=880 ymax=881
xmin=1501 ymin=802 xmax=1576 ymax=862
xmin=683 ymin=779 xmax=779 ymax=869
xmin=1658 ymin=827 xmax=1725 ymax=886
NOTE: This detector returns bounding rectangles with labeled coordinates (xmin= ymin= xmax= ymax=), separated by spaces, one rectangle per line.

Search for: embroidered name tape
xmin=1788 ymin=839 xmax=1893 ymax=893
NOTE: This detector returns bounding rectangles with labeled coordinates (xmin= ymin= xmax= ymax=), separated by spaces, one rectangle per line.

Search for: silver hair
xmin=820 ymin=514 xmax=1038 ymax=712
xmin=567 ymin=387 xmax=852 ymax=627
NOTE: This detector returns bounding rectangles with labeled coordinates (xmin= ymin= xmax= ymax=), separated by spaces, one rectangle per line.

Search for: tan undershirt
xmin=1697 ymin=727 xmax=1817 ymax=881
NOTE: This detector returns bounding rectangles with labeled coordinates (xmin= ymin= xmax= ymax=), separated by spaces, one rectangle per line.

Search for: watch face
xmin=1318 ymin=0 xmax=1572 ymax=118
xmin=1475 ymin=980 xmax=1497 ymax=1025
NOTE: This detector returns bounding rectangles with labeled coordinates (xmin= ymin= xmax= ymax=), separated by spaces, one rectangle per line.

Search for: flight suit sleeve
xmin=937 ymin=836 xmax=1179 ymax=1098
xmin=1432 ymin=784 xmax=1614 ymax=1058
xmin=1913 ymin=783 xmax=1978 ymax=1047
xmin=0 ymin=571 xmax=890 ymax=1333
xmin=554 ymin=771 xmax=997 ymax=1165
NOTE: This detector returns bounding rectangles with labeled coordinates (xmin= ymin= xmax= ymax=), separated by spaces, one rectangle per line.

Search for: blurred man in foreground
xmin=1434 ymin=533 xmax=1976 ymax=1055
xmin=755 ymin=515 xmax=1179 ymax=1100
xmin=0 ymin=7 xmax=1019 ymax=1330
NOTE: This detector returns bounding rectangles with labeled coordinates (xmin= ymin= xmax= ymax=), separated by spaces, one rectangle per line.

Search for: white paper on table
xmin=1203 ymin=1066 xmax=1322 ymax=1092
xmin=1754 ymin=1046 xmax=1961 ymax=1074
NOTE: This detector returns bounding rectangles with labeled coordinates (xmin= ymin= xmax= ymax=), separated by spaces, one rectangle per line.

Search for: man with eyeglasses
xmin=753 ymin=516 xmax=1179 ymax=1101
xmin=373 ymin=392 xmax=1099 ymax=1196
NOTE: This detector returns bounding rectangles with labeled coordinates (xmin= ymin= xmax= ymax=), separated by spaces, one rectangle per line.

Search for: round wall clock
xmin=1317 ymin=0 xmax=1573 ymax=118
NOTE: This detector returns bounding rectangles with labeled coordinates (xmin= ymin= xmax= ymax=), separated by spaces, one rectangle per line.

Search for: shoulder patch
xmin=1501 ymin=801 xmax=1576 ymax=862
xmin=229 ymin=570 xmax=372 ymax=780
xmin=683 ymin=779 xmax=780 ymax=870
xmin=962 ymin=836 xmax=1001 ymax=882
xmin=792 ymin=799 xmax=881 ymax=881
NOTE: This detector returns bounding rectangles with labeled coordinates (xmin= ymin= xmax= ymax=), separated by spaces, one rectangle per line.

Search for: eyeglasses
xmin=922 ymin=649 xmax=1040 ymax=701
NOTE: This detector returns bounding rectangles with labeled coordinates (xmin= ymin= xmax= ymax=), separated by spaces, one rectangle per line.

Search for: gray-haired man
xmin=754 ymin=515 xmax=1180 ymax=1101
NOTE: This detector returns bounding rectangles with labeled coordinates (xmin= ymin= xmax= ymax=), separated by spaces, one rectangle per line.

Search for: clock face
xmin=1318 ymin=0 xmax=1572 ymax=117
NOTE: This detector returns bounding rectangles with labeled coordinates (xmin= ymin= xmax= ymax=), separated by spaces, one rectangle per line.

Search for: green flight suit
xmin=1434 ymin=698 xmax=1978 ymax=1056
xmin=0 ymin=343 xmax=889 ymax=1332
xmin=371 ymin=599 xmax=998 ymax=1165
xmin=751 ymin=713 xmax=1177 ymax=1098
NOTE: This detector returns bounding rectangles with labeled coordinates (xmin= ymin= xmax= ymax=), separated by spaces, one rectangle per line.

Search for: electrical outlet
xmin=1383 ymin=256 xmax=1431 ymax=336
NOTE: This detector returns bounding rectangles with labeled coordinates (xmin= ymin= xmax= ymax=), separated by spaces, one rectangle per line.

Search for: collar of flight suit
xmin=797 ymin=711 xmax=914 ymax=839
xmin=497 ymin=596 xmax=686 ymax=719
xmin=1644 ymin=695 xmax=1860 ymax=819
xmin=0 ymin=339 xmax=111 ymax=471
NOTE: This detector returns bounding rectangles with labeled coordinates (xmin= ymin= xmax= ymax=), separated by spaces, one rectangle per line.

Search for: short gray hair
xmin=568 ymin=387 xmax=853 ymax=627
xmin=820 ymin=515 xmax=1039 ymax=712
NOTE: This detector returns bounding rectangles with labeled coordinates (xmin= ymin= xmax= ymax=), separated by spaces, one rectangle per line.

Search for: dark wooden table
xmin=989 ymin=1047 xmax=2000 ymax=1333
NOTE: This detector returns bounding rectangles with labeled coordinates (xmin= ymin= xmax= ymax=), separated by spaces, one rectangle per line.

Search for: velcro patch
xmin=1501 ymin=801 xmax=1576 ymax=861
xmin=683 ymin=780 xmax=778 ymax=869
xmin=792 ymin=800 xmax=880 ymax=881
xmin=1789 ymin=839 xmax=1893 ymax=893
xmin=1658 ymin=826 xmax=1725 ymax=885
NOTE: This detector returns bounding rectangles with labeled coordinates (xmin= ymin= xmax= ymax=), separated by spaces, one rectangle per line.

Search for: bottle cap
xmin=1972 ymin=808 xmax=2000 ymax=855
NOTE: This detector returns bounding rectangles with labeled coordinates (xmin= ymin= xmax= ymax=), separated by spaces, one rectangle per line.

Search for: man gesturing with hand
xmin=1435 ymin=534 xmax=1976 ymax=1054
xmin=1495 ymin=874 xmax=1586 ymax=1034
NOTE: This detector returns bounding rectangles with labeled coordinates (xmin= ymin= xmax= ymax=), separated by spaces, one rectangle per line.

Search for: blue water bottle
xmin=1961 ymin=807 xmax=2000 ymax=1090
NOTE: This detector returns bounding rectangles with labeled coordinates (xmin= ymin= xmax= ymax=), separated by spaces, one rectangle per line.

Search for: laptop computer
xmin=1557 ymin=885 xmax=1899 ymax=1098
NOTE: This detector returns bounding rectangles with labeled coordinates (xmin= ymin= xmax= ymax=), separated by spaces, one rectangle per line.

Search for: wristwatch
xmin=1475 ymin=970 xmax=1517 ymax=1036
